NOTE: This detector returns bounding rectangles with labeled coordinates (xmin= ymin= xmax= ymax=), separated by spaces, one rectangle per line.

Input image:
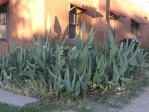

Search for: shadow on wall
xmin=79 ymin=9 xmax=105 ymax=43
xmin=54 ymin=16 xmax=62 ymax=36
xmin=84 ymin=10 xmax=103 ymax=18
xmin=53 ymin=16 xmax=69 ymax=38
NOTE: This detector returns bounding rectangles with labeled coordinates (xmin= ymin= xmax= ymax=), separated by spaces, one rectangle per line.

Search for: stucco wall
xmin=141 ymin=25 xmax=149 ymax=48
xmin=44 ymin=0 xmax=69 ymax=41
xmin=80 ymin=0 xmax=108 ymax=43
xmin=8 ymin=0 xmax=44 ymax=44
xmin=0 ymin=0 xmax=149 ymax=55
xmin=0 ymin=0 xmax=45 ymax=54
xmin=44 ymin=0 xmax=109 ymax=43
xmin=110 ymin=0 xmax=149 ymax=47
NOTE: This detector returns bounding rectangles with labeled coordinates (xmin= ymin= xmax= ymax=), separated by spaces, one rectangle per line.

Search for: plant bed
xmin=0 ymin=71 xmax=148 ymax=112
xmin=0 ymin=22 xmax=146 ymax=99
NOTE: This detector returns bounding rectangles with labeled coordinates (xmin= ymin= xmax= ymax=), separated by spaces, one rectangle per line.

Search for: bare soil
xmin=53 ymin=64 xmax=149 ymax=112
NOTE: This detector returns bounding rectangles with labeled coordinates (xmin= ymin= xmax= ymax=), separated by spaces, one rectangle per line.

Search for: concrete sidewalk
xmin=0 ymin=89 xmax=38 ymax=107
xmin=120 ymin=87 xmax=149 ymax=112
xmin=119 ymin=65 xmax=149 ymax=112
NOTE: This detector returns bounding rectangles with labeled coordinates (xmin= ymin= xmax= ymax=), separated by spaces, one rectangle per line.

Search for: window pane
xmin=0 ymin=13 xmax=6 ymax=24
xmin=69 ymin=25 xmax=77 ymax=38
xmin=131 ymin=20 xmax=139 ymax=38
xmin=0 ymin=24 xmax=6 ymax=39
xmin=110 ymin=19 xmax=115 ymax=36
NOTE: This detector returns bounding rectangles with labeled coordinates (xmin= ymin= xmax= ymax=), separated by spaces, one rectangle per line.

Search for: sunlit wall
xmin=44 ymin=0 xmax=69 ymax=40
xmin=1 ymin=0 xmax=148 ymax=53
xmin=8 ymin=0 xmax=44 ymax=42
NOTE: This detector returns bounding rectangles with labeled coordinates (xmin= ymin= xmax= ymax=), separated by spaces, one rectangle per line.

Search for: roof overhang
xmin=110 ymin=9 xmax=127 ymax=19
xmin=131 ymin=17 xmax=146 ymax=25
xmin=0 ymin=0 xmax=8 ymax=5
xmin=67 ymin=0 xmax=97 ymax=11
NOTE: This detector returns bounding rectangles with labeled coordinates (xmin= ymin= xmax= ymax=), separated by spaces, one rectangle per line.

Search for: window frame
xmin=69 ymin=4 xmax=78 ymax=39
xmin=69 ymin=4 xmax=83 ymax=40
xmin=109 ymin=12 xmax=120 ymax=37
xmin=131 ymin=19 xmax=139 ymax=38
xmin=0 ymin=3 xmax=8 ymax=41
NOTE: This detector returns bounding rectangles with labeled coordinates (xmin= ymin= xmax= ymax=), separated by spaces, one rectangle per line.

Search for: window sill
xmin=69 ymin=23 xmax=79 ymax=25
xmin=68 ymin=38 xmax=76 ymax=42
xmin=0 ymin=39 xmax=8 ymax=42
xmin=0 ymin=23 xmax=6 ymax=25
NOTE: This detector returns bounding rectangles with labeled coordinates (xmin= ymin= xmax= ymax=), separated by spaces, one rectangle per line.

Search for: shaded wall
xmin=81 ymin=0 xmax=108 ymax=43
xmin=110 ymin=0 xmax=149 ymax=48
xmin=75 ymin=0 xmax=109 ymax=43
xmin=141 ymin=24 xmax=149 ymax=48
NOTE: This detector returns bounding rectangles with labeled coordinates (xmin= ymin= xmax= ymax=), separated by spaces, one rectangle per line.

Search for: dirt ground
xmin=93 ymin=65 xmax=149 ymax=112
xmin=94 ymin=88 xmax=149 ymax=112
xmin=53 ymin=85 xmax=149 ymax=112
xmin=53 ymin=64 xmax=149 ymax=112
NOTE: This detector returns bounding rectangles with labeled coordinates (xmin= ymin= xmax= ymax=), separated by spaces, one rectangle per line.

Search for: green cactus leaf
xmin=47 ymin=68 xmax=57 ymax=79
xmin=64 ymin=66 xmax=72 ymax=90
xmin=63 ymin=89 xmax=75 ymax=96
xmin=113 ymin=59 xmax=118 ymax=75
xmin=120 ymin=77 xmax=130 ymax=82
xmin=93 ymin=70 xmax=99 ymax=83
xmin=72 ymin=69 xmax=76 ymax=89
xmin=75 ymin=81 xmax=81 ymax=96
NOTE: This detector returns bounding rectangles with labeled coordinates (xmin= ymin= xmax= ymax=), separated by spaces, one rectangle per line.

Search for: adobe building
xmin=0 ymin=0 xmax=148 ymax=54
xmin=110 ymin=0 xmax=149 ymax=48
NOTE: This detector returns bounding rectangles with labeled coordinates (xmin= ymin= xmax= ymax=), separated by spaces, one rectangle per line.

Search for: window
xmin=68 ymin=0 xmax=96 ymax=40
xmin=0 ymin=3 xmax=7 ymax=40
xmin=109 ymin=10 xmax=126 ymax=37
xmin=131 ymin=19 xmax=139 ymax=38
xmin=69 ymin=5 xmax=82 ymax=39
xmin=0 ymin=13 xmax=7 ymax=40
xmin=109 ymin=12 xmax=119 ymax=37
xmin=69 ymin=5 xmax=77 ymax=39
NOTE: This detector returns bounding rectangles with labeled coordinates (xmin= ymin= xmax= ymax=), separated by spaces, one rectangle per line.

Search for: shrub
xmin=0 ymin=23 xmax=146 ymax=97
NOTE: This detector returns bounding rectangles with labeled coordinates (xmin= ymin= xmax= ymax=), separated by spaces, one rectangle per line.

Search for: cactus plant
xmin=0 ymin=22 xmax=145 ymax=97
